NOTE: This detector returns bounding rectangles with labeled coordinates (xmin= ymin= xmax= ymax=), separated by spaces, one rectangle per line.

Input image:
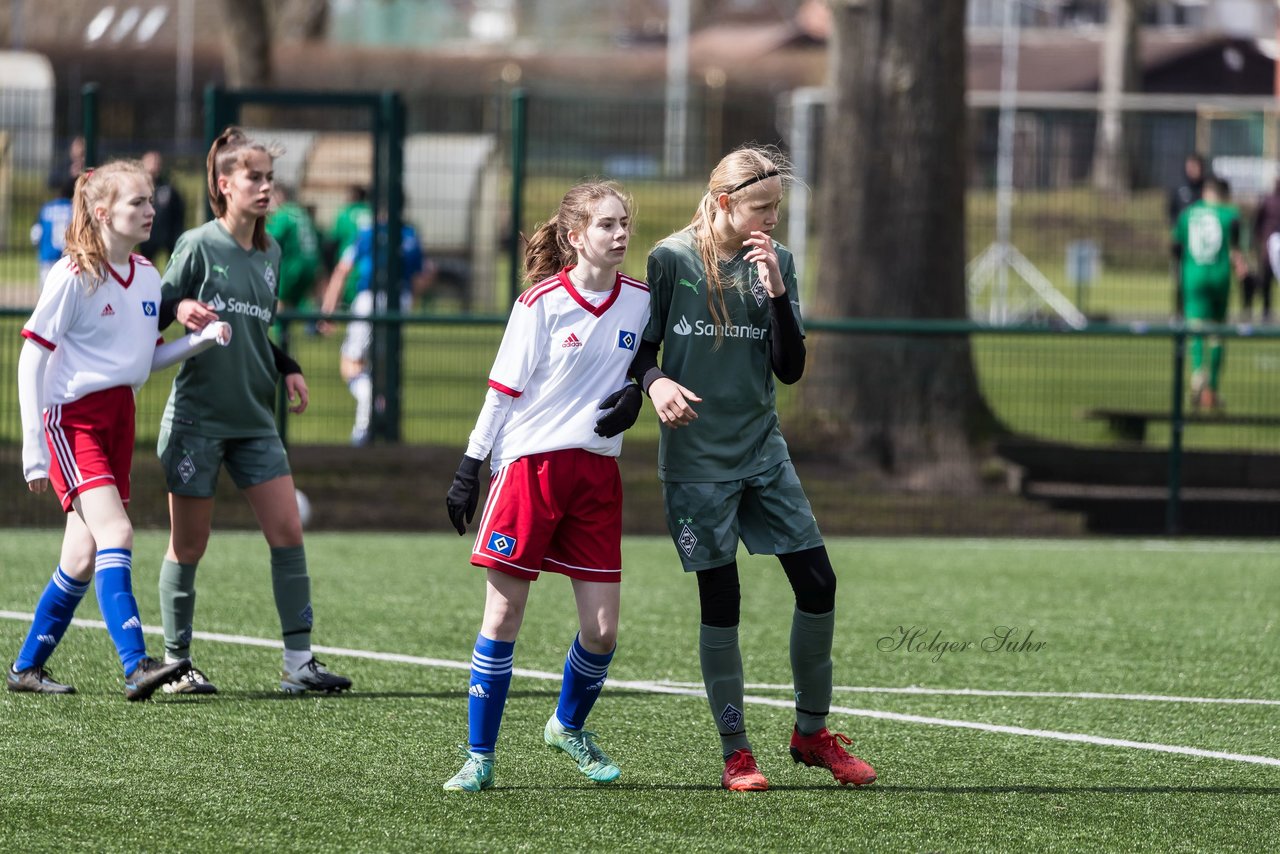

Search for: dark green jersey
xmin=160 ymin=220 xmax=284 ymax=437
xmin=643 ymin=229 xmax=803 ymax=482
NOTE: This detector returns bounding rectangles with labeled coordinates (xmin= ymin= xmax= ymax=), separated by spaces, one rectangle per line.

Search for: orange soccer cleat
xmin=721 ymin=748 xmax=769 ymax=791
xmin=788 ymin=727 xmax=877 ymax=787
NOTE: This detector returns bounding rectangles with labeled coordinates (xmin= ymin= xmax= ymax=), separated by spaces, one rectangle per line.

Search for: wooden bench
xmin=996 ymin=437 xmax=1280 ymax=534
xmin=1081 ymin=408 xmax=1280 ymax=443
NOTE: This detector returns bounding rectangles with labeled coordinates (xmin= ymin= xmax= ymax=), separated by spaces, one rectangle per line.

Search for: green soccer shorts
xmin=1184 ymin=280 xmax=1230 ymax=323
xmin=662 ymin=460 xmax=824 ymax=571
xmin=157 ymin=427 xmax=292 ymax=497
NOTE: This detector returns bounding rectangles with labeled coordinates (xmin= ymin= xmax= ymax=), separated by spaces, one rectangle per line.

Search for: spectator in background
xmin=326 ymin=184 xmax=372 ymax=308
xmin=1248 ymin=176 xmax=1280 ymax=322
xmin=266 ymin=183 xmax=324 ymax=321
xmin=320 ymin=216 xmax=435 ymax=446
xmin=1173 ymin=175 xmax=1245 ymax=412
xmin=31 ymin=177 xmax=76 ymax=287
xmin=137 ymin=151 xmax=186 ymax=266
xmin=1168 ymin=153 xmax=1208 ymax=318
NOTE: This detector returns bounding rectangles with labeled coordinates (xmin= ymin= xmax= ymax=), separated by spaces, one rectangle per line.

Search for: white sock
xmin=283 ymin=648 xmax=312 ymax=673
xmin=349 ymin=373 xmax=372 ymax=433
xmin=164 ymin=653 xmax=187 ymax=665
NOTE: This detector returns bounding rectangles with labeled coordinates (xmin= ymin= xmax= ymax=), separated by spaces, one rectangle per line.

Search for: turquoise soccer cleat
xmin=543 ymin=714 xmax=621 ymax=783
xmin=442 ymin=747 xmax=495 ymax=792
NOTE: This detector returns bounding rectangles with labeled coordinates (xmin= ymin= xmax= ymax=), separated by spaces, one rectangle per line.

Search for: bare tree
xmin=1092 ymin=0 xmax=1142 ymax=191
xmin=804 ymin=0 xmax=998 ymax=489
xmin=218 ymin=0 xmax=273 ymax=88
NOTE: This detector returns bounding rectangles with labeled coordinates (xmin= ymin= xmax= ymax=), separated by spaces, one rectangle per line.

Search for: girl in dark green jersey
xmin=155 ymin=128 xmax=351 ymax=696
xmin=632 ymin=145 xmax=876 ymax=791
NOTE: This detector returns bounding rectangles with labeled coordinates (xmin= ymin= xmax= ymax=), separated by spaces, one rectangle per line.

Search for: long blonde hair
xmin=63 ymin=159 xmax=152 ymax=292
xmin=523 ymin=181 xmax=633 ymax=286
xmin=207 ymin=126 xmax=283 ymax=252
xmin=687 ymin=145 xmax=793 ymax=340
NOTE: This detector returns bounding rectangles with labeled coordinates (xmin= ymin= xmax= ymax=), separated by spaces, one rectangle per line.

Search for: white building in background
xmin=968 ymin=0 xmax=1277 ymax=35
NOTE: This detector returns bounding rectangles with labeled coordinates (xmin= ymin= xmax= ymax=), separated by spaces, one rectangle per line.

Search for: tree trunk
xmin=275 ymin=0 xmax=330 ymax=42
xmin=805 ymin=0 xmax=997 ymax=490
xmin=218 ymin=0 xmax=273 ymax=88
xmin=1091 ymin=0 xmax=1142 ymax=191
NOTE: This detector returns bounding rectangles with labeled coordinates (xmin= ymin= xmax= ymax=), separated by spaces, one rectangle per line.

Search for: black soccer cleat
xmin=280 ymin=657 xmax=352 ymax=694
xmin=7 ymin=663 xmax=76 ymax=695
xmin=161 ymin=664 xmax=218 ymax=695
xmin=124 ymin=656 xmax=189 ymax=702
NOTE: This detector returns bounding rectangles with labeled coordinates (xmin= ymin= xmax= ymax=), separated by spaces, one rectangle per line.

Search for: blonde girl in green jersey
xmin=155 ymin=127 xmax=352 ymax=696
xmin=631 ymin=145 xmax=876 ymax=791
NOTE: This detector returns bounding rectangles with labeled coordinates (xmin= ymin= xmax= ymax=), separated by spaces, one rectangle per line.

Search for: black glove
xmin=446 ymin=455 xmax=483 ymax=535
xmin=594 ymin=384 xmax=643 ymax=438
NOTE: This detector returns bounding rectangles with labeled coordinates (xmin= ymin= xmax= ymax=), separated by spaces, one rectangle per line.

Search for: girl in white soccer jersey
xmin=154 ymin=128 xmax=351 ymax=696
xmin=441 ymin=181 xmax=649 ymax=792
xmin=632 ymin=145 xmax=877 ymax=791
xmin=9 ymin=160 xmax=230 ymax=700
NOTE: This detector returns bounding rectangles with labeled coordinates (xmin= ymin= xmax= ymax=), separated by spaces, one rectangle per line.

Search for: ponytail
xmin=207 ymin=125 xmax=281 ymax=252
xmin=522 ymin=213 xmax=573 ymax=286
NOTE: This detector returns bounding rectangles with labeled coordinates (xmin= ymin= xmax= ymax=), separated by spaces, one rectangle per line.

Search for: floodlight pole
xmin=966 ymin=0 xmax=1086 ymax=328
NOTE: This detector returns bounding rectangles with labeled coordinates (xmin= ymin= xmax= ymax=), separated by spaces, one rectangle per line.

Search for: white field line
xmin=3 ymin=610 xmax=1278 ymax=768
xmin=652 ymin=680 xmax=1280 ymax=706
xmin=844 ymin=538 xmax=1280 ymax=554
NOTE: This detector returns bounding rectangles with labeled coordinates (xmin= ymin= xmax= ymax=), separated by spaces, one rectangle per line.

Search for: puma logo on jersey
xmin=562 ymin=333 xmax=583 ymax=348
xmin=100 ymin=304 xmax=115 ymax=316
xmin=212 ymin=263 xmax=231 ymax=279
xmin=679 ymin=277 xmax=700 ymax=294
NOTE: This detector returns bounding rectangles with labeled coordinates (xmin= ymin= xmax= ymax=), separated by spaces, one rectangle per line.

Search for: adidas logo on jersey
xmin=468 ymin=683 xmax=490 ymax=699
xmin=121 ymin=616 xmax=141 ymax=631
xmin=101 ymin=304 xmax=115 ymax=316
xmin=562 ymin=332 xmax=583 ymax=348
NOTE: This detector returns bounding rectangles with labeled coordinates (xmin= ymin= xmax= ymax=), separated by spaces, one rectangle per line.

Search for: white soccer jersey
xmin=21 ymin=255 xmax=163 ymax=403
xmin=487 ymin=269 xmax=650 ymax=471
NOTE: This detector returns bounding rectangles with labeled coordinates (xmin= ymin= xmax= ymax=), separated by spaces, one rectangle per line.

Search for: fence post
xmin=376 ymin=89 xmax=405 ymax=443
xmin=1165 ymin=328 xmax=1187 ymax=535
xmin=81 ymin=83 xmax=99 ymax=167
xmin=508 ymin=88 xmax=527 ymax=306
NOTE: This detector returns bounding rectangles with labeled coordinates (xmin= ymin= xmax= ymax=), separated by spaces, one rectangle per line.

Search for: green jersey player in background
xmin=631 ymin=145 xmax=876 ymax=792
xmin=1172 ymin=175 xmax=1245 ymax=411
xmin=155 ymin=128 xmax=352 ymax=696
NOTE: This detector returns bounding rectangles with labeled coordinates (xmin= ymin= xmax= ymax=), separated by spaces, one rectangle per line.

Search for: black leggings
xmin=696 ymin=546 xmax=837 ymax=627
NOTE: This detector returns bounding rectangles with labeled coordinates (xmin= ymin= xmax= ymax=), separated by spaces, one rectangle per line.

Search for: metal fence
xmin=3 ymin=84 xmax=1280 ymax=534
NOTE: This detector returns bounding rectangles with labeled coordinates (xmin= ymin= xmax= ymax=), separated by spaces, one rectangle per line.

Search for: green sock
xmin=270 ymin=545 xmax=313 ymax=652
xmin=790 ymin=608 xmax=834 ymax=736
xmin=1189 ymin=335 xmax=1205 ymax=375
xmin=158 ymin=559 xmax=199 ymax=660
xmin=1208 ymin=337 xmax=1224 ymax=390
xmin=699 ymin=623 xmax=750 ymax=757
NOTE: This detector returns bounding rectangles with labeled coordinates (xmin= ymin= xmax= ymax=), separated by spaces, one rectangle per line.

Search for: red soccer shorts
xmin=43 ymin=385 xmax=136 ymax=512
xmin=471 ymin=447 xmax=623 ymax=583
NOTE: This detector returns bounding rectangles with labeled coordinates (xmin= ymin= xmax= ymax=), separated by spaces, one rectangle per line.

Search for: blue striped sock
xmin=467 ymin=634 xmax=515 ymax=753
xmin=14 ymin=567 xmax=90 ymax=672
xmin=555 ymin=633 xmax=614 ymax=730
xmin=92 ymin=549 xmax=146 ymax=675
